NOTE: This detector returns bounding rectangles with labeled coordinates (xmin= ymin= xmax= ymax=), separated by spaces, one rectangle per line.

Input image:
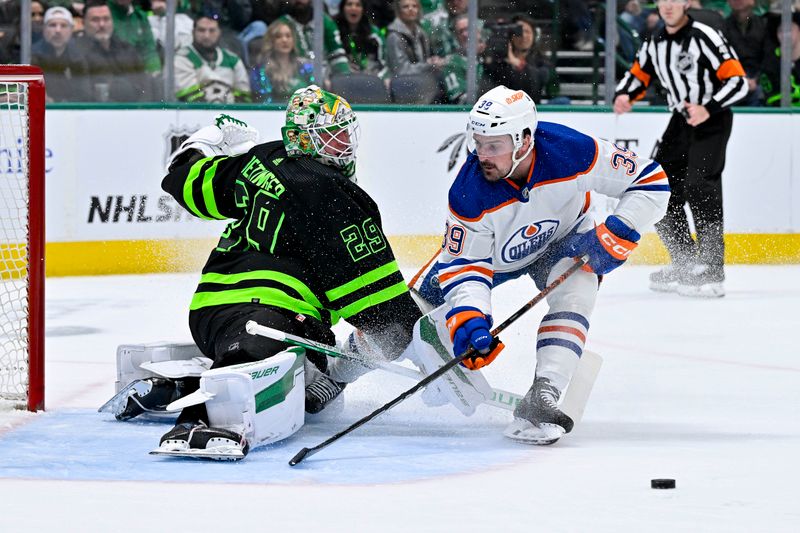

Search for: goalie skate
xmin=98 ymin=377 xmax=185 ymax=420
xmin=150 ymin=422 xmax=249 ymax=461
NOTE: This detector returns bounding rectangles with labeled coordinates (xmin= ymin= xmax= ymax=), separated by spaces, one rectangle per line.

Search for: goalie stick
xmin=288 ymin=256 xmax=591 ymax=466
xmin=244 ymin=321 xmax=524 ymax=411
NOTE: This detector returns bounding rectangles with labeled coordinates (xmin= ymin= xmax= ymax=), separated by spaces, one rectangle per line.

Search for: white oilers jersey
xmin=436 ymin=121 xmax=670 ymax=315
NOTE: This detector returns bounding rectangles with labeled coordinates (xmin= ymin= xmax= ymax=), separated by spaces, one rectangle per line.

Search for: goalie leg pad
xmin=100 ymin=342 xmax=212 ymax=419
xmin=404 ymin=306 xmax=493 ymax=417
xmin=163 ymin=347 xmax=307 ymax=454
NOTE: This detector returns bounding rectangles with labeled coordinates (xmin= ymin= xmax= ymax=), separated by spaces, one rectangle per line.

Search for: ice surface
xmin=1 ymin=267 xmax=799 ymax=531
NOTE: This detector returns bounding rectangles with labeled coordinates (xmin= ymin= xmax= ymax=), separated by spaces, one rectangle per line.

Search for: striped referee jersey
xmin=616 ymin=16 xmax=747 ymax=113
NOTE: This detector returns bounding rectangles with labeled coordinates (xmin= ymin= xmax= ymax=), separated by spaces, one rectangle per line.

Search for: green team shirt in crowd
xmin=441 ymin=53 xmax=483 ymax=104
xmin=759 ymin=47 xmax=800 ymax=107
xmin=161 ymin=140 xmax=418 ymax=332
xmin=174 ymin=44 xmax=252 ymax=103
xmin=276 ymin=14 xmax=351 ymax=76
xmin=108 ymin=0 xmax=162 ymax=73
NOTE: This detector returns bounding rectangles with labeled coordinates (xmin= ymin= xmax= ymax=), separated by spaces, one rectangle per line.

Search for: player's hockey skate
xmin=98 ymin=377 xmax=187 ymax=420
xmin=503 ymin=377 xmax=574 ymax=445
xmin=649 ymin=264 xmax=686 ymax=293
xmin=305 ymin=373 xmax=346 ymax=414
xmin=677 ymin=264 xmax=725 ymax=298
xmin=150 ymin=422 xmax=249 ymax=461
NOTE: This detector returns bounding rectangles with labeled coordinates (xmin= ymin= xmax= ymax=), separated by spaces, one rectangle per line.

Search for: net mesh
xmin=0 ymin=82 xmax=30 ymax=404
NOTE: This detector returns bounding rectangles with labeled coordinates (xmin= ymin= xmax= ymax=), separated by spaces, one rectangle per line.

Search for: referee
xmin=614 ymin=0 xmax=747 ymax=298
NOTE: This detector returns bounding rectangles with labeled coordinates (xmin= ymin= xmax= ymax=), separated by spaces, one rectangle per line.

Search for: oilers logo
xmin=501 ymin=220 xmax=559 ymax=263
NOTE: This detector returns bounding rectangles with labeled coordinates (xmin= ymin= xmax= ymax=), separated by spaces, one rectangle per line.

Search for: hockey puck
xmin=651 ymin=478 xmax=676 ymax=489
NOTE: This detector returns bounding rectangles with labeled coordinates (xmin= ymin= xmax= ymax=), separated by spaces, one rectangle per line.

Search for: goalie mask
xmin=282 ymin=85 xmax=360 ymax=179
xmin=467 ymin=86 xmax=537 ymax=179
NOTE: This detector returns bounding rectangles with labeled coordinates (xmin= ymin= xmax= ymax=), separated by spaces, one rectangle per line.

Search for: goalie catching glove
xmin=445 ymin=307 xmax=505 ymax=370
xmin=561 ymin=215 xmax=640 ymax=275
xmin=167 ymin=113 xmax=260 ymax=171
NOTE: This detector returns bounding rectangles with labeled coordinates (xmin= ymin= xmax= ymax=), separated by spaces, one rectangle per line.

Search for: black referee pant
xmin=654 ymin=109 xmax=733 ymax=276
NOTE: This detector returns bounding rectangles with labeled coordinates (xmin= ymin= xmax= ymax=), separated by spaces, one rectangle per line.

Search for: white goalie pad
xmin=98 ymin=342 xmax=214 ymax=418
xmin=403 ymin=305 xmax=493 ymax=417
xmin=168 ymin=347 xmax=306 ymax=449
xmin=113 ymin=342 xmax=212 ymax=395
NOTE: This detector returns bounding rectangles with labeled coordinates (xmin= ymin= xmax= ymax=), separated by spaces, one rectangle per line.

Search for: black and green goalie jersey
xmin=162 ymin=140 xmax=421 ymax=341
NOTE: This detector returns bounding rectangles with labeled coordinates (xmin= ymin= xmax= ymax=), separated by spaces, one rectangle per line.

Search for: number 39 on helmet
xmin=467 ymin=86 xmax=537 ymax=178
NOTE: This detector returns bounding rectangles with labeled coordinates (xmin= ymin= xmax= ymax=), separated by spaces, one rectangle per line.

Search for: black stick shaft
xmin=289 ymin=256 xmax=588 ymax=466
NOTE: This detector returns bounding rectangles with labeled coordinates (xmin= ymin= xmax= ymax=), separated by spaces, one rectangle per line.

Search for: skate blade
xmin=150 ymin=446 xmax=246 ymax=461
xmin=503 ymin=419 xmax=565 ymax=445
xmin=649 ymin=281 xmax=679 ymax=293
xmin=97 ymin=380 xmax=151 ymax=415
xmin=150 ymin=438 xmax=247 ymax=461
xmin=677 ymin=284 xmax=725 ymax=298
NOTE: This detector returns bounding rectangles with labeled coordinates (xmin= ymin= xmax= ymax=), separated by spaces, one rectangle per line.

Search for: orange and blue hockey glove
xmin=445 ymin=306 xmax=505 ymax=370
xmin=563 ymin=215 xmax=640 ymax=275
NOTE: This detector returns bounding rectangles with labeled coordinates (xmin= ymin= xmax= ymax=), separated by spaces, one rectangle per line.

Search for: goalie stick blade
xmin=289 ymin=447 xmax=314 ymax=466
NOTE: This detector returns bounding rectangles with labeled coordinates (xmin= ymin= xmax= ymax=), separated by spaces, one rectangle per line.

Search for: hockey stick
xmin=288 ymin=256 xmax=589 ymax=466
xmin=244 ymin=321 xmax=524 ymax=411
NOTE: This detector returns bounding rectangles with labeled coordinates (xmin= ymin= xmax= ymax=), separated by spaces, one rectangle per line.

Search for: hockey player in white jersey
xmin=411 ymin=85 xmax=670 ymax=444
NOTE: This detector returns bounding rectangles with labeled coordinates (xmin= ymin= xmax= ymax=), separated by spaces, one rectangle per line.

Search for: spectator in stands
xmin=617 ymin=0 xmax=645 ymax=62
xmin=31 ymin=0 xmax=47 ymax=44
xmin=620 ymin=0 xmax=646 ymax=35
xmin=420 ymin=0 xmax=440 ymax=15
xmin=192 ymin=0 xmax=253 ymax=30
xmin=561 ymin=0 xmax=594 ymax=51
xmin=440 ymin=13 xmax=484 ymax=104
xmin=422 ymin=0 xmax=470 ymax=59
xmin=250 ymin=0 xmax=285 ymax=26
xmin=0 ymin=0 xmax=48 ymax=62
xmin=189 ymin=0 xmax=253 ymax=48
xmin=335 ymin=0 xmax=389 ymax=81
xmin=760 ymin=11 xmax=800 ymax=106
xmin=78 ymin=0 xmax=151 ymax=101
xmin=240 ymin=0 xmax=288 ymax=66
xmin=249 ymin=20 xmax=314 ymax=103
xmin=723 ymin=0 xmax=767 ymax=106
xmin=175 ymin=15 xmax=251 ymax=103
xmin=687 ymin=0 xmax=725 ymax=30
xmin=363 ymin=0 xmax=394 ymax=29
xmin=483 ymin=15 xmax=559 ymax=104
xmin=107 ymin=0 xmax=161 ymax=74
xmin=276 ymin=0 xmax=351 ymax=77
xmin=32 ymin=6 xmax=91 ymax=101
xmin=386 ymin=0 xmax=442 ymax=76
xmin=643 ymin=9 xmax=664 ymax=40
xmin=0 ymin=2 xmax=20 ymax=63
xmin=148 ymin=0 xmax=194 ymax=59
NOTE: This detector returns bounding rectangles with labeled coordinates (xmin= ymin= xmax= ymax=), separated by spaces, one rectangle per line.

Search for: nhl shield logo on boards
xmin=163 ymin=125 xmax=200 ymax=168
xmin=501 ymin=220 xmax=559 ymax=263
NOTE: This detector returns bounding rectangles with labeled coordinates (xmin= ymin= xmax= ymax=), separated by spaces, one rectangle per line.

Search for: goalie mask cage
xmin=0 ymin=65 xmax=45 ymax=411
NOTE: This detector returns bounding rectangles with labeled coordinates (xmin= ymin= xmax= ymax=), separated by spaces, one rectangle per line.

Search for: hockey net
xmin=0 ymin=66 xmax=45 ymax=411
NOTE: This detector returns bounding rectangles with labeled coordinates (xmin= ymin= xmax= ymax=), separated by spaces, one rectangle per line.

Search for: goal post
xmin=0 ymin=65 xmax=45 ymax=411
